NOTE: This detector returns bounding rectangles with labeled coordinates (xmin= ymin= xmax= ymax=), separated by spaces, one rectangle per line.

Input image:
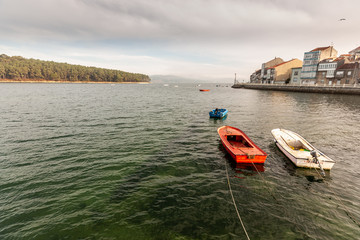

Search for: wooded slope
xmin=0 ymin=54 xmax=150 ymax=83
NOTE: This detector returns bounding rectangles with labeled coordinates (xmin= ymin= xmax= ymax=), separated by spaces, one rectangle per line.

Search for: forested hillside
xmin=0 ymin=54 xmax=150 ymax=83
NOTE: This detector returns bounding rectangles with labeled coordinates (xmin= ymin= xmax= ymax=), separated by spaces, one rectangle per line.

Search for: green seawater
xmin=0 ymin=83 xmax=359 ymax=239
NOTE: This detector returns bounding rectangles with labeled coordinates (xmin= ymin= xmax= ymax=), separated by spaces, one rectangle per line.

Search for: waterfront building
xmin=260 ymin=57 xmax=284 ymax=83
xmin=250 ymin=69 xmax=261 ymax=83
xmin=266 ymin=59 xmax=303 ymax=84
xmin=300 ymin=46 xmax=338 ymax=84
xmin=334 ymin=62 xmax=360 ymax=85
xmin=349 ymin=46 xmax=360 ymax=61
xmin=339 ymin=54 xmax=352 ymax=60
xmin=290 ymin=67 xmax=302 ymax=84
xmin=315 ymin=57 xmax=346 ymax=85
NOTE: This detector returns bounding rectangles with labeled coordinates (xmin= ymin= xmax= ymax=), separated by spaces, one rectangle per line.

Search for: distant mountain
xmin=0 ymin=54 xmax=150 ymax=83
xmin=150 ymin=75 xmax=209 ymax=84
xmin=150 ymin=74 xmax=235 ymax=84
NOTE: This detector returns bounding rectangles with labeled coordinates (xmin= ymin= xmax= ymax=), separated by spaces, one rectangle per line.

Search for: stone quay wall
xmin=232 ymin=83 xmax=360 ymax=95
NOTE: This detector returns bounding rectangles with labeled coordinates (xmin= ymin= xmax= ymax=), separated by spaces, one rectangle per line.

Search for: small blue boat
xmin=209 ymin=108 xmax=228 ymax=118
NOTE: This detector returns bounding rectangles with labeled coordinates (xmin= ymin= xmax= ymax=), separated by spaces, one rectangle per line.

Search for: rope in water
xmin=311 ymin=166 xmax=360 ymax=228
xmin=249 ymin=160 xmax=277 ymax=201
xmin=277 ymin=127 xmax=359 ymax=227
xmin=224 ymin=159 xmax=251 ymax=240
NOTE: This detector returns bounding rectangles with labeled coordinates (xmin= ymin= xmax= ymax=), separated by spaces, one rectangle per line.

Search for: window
xmin=301 ymin=71 xmax=316 ymax=79
xmin=294 ymin=71 xmax=298 ymax=76
xmin=336 ymin=71 xmax=344 ymax=76
xmin=304 ymin=53 xmax=313 ymax=59
xmin=302 ymin=66 xmax=317 ymax=72
xmin=326 ymin=70 xmax=335 ymax=78
xmin=347 ymin=71 xmax=352 ymax=76
xmin=335 ymin=71 xmax=344 ymax=79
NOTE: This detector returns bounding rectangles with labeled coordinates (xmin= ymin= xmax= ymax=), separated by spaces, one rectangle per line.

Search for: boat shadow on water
xmin=269 ymin=143 xmax=330 ymax=182
xmin=209 ymin=114 xmax=227 ymax=123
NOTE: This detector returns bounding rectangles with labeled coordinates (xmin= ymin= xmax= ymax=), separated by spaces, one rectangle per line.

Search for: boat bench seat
xmin=227 ymin=135 xmax=252 ymax=148
xmin=286 ymin=139 xmax=306 ymax=150
xmin=228 ymin=140 xmax=252 ymax=148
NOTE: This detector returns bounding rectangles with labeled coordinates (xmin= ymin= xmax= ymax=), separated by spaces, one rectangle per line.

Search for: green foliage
xmin=0 ymin=54 xmax=150 ymax=83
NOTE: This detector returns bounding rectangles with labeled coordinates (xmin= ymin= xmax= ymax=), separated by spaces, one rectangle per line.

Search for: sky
xmin=0 ymin=0 xmax=359 ymax=82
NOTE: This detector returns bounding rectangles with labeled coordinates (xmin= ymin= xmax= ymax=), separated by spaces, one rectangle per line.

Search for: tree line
xmin=0 ymin=54 xmax=150 ymax=83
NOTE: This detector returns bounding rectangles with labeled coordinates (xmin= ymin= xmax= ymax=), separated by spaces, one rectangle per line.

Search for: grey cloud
xmin=1 ymin=0 xmax=358 ymax=44
xmin=0 ymin=0 xmax=310 ymax=41
xmin=0 ymin=0 xmax=359 ymax=80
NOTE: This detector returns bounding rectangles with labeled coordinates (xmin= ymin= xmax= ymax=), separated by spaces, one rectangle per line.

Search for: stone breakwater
xmin=232 ymin=83 xmax=360 ymax=95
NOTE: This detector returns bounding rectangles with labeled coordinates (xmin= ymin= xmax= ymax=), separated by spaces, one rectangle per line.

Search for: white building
xmin=290 ymin=67 xmax=302 ymax=84
xmin=300 ymin=46 xmax=337 ymax=84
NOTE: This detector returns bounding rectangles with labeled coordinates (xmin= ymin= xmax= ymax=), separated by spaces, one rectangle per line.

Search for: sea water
xmin=0 ymin=83 xmax=359 ymax=239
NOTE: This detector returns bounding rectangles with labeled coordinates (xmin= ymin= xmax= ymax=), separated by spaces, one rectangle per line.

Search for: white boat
xmin=271 ymin=128 xmax=335 ymax=171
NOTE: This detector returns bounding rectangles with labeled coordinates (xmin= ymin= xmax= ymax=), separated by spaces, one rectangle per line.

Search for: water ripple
xmin=0 ymin=83 xmax=359 ymax=239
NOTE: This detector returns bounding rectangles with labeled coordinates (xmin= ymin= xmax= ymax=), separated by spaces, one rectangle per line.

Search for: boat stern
xmin=235 ymin=154 xmax=267 ymax=164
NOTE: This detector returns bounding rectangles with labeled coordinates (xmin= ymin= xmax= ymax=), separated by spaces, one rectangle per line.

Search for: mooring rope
xmin=327 ymin=184 xmax=360 ymax=227
xmin=311 ymin=166 xmax=360 ymax=228
xmin=224 ymin=159 xmax=251 ymax=240
xmin=249 ymin=160 xmax=277 ymax=201
xmin=275 ymin=127 xmax=359 ymax=227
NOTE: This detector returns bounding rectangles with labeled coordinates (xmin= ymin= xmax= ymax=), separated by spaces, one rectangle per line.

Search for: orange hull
xmin=199 ymin=89 xmax=210 ymax=92
xmin=218 ymin=126 xmax=267 ymax=164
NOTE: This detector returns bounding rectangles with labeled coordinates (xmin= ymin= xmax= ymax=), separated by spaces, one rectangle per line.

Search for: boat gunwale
xmin=275 ymin=140 xmax=335 ymax=169
xmin=218 ymin=126 xmax=267 ymax=156
xmin=271 ymin=128 xmax=335 ymax=164
xmin=209 ymin=109 xmax=228 ymax=118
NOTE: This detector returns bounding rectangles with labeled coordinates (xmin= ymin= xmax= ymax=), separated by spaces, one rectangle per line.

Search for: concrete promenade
xmin=232 ymin=83 xmax=360 ymax=95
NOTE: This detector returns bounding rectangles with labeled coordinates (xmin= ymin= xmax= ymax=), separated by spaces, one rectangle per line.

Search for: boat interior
xmin=227 ymin=135 xmax=253 ymax=148
xmin=282 ymin=136 xmax=310 ymax=151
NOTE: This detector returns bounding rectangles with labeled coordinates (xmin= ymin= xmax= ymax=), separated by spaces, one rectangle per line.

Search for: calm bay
xmin=0 ymin=82 xmax=359 ymax=239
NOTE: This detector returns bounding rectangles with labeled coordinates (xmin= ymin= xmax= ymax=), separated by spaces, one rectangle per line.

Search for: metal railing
xmin=243 ymin=82 xmax=360 ymax=88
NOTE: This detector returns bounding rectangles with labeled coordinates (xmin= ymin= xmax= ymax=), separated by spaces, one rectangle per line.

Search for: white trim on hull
xmin=275 ymin=141 xmax=335 ymax=170
xmin=272 ymin=129 xmax=335 ymax=170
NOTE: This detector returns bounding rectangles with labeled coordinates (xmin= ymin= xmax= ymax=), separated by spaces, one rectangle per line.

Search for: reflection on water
xmin=208 ymin=114 xmax=228 ymax=122
xmin=218 ymin=141 xmax=265 ymax=176
xmin=236 ymin=163 xmax=265 ymax=172
xmin=281 ymin=157 xmax=330 ymax=182
xmin=273 ymin=142 xmax=331 ymax=182
xmin=0 ymin=83 xmax=359 ymax=240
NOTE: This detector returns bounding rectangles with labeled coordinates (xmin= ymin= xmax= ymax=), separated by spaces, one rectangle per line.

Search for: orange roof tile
xmin=333 ymin=57 xmax=345 ymax=61
xmin=336 ymin=63 xmax=358 ymax=70
xmin=268 ymin=59 xmax=297 ymax=69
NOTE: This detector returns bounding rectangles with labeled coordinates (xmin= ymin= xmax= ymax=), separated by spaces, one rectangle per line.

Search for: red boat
xmin=199 ymin=89 xmax=210 ymax=92
xmin=217 ymin=126 xmax=267 ymax=164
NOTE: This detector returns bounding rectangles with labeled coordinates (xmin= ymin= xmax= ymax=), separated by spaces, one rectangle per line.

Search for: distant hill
xmin=150 ymin=75 xmax=209 ymax=84
xmin=0 ymin=54 xmax=150 ymax=83
xmin=150 ymin=74 xmax=234 ymax=84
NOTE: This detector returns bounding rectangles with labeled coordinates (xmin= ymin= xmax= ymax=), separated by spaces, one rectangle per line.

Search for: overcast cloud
xmin=0 ymin=0 xmax=359 ymax=82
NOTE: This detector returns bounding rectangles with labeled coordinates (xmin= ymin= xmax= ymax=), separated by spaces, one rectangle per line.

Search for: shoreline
xmin=0 ymin=79 xmax=150 ymax=84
